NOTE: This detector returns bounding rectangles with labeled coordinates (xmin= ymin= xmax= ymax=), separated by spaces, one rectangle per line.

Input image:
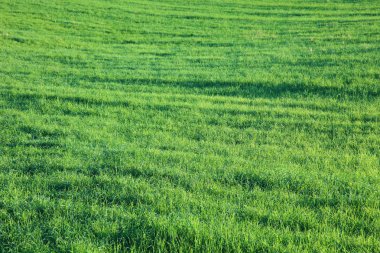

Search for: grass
xmin=0 ymin=0 xmax=379 ymax=252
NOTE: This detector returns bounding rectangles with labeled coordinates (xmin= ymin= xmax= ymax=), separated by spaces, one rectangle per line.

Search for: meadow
xmin=0 ymin=0 xmax=379 ymax=252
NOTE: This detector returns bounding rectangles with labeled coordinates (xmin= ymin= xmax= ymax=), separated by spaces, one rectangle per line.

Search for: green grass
xmin=0 ymin=0 xmax=380 ymax=252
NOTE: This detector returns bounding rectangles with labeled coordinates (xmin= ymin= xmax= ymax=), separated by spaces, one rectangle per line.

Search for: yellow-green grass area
xmin=0 ymin=0 xmax=379 ymax=252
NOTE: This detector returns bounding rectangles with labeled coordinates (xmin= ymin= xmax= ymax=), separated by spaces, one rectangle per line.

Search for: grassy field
xmin=1 ymin=0 xmax=380 ymax=252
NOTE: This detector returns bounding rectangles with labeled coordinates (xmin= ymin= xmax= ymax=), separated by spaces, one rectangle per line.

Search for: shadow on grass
xmin=81 ymin=76 xmax=379 ymax=100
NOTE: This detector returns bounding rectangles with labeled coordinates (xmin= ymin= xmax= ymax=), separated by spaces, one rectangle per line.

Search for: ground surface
xmin=0 ymin=0 xmax=379 ymax=252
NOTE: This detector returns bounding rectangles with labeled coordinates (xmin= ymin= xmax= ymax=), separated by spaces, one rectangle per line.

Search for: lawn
xmin=0 ymin=0 xmax=379 ymax=252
